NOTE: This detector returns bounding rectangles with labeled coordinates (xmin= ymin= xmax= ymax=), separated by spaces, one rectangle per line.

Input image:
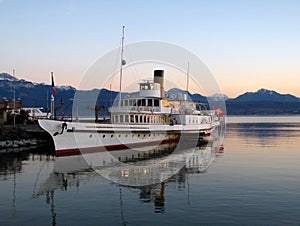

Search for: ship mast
xmin=13 ymin=69 xmax=16 ymax=126
xmin=186 ymin=61 xmax=190 ymax=92
xmin=119 ymin=26 xmax=125 ymax=107
xmin=50 ymin=72 xmax=55 ymax=119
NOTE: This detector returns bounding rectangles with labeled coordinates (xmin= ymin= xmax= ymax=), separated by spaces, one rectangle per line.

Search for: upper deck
xmin=138 ymin=81 xmax=161 ymax=98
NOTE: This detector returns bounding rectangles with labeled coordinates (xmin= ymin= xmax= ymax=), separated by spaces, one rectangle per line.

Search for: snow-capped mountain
xmin=231 ymin=88 xmax=300 ymax=102
xmin=0 ymin=73 xmax=77 ymax=113
xmin=0 ymin=73 xmax=116 ymax=117
xmin=208 ymin=93 xmax=229 ymax=101
xmin=0 ymin=73 xmax=18 ymax=81
xmin=56 ymin=85 xmax=76 ymax=91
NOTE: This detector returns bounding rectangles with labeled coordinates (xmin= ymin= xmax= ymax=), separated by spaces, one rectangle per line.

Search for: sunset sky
xmin=1 ymin=0 xmax=299 ymax=97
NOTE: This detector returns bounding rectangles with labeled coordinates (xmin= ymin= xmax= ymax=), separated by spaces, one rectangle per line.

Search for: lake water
xmin=1 ymin=116 xmax=300 ymax=225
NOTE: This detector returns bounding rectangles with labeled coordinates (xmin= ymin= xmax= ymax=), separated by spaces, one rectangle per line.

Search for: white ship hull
xmin=38 ymin=119 xmax=218 ymax=157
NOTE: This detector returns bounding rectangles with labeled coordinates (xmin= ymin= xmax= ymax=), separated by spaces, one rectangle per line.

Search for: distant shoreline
xmin=226 ymin=115 xmax=300 ymax=124
xmin=226 ymin=114 xmax=300 ymax=116
xmin=226 ymin=113 xmax=300 ymax=116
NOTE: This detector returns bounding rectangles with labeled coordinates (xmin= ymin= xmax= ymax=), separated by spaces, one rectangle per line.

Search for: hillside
xmin=1 ymin=73 xmax=300 ymax=116
xmin=231 ymin=88 xmax=300 ymax=102
xmin=227 ymin=88 xmax=300 ymax=115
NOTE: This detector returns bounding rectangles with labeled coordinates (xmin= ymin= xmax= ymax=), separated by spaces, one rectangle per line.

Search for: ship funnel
xmin=153 ymin=70 xmax=164 ymax=98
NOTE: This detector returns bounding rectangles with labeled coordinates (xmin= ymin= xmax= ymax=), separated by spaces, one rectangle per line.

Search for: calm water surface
xmin=1 ymin=116 xmax=300 ymax=225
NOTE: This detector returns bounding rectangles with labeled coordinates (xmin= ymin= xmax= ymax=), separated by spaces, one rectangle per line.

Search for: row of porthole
xmin=188 ymin=120 xmax=199 ymax=124
xmin=95 ymin=133 xmax=159 ymax=139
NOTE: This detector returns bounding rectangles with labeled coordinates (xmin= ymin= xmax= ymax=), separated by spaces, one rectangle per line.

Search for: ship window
xmin=120 ymin=115 xmax=124 ymax=123
xmin=141 ymin=99 xmax=146 ymax=106
xmin=140 ymin=83 xmax=151 ymax=90
xmin=154 ymin=99 xmax=159 ymax=107
xmin=111 ymin=134 xmax=113 ymax=138
xmin=124 ymin=100 xmax=129 ymax=106
xmin=143 ymin=115 xmax=146 ymax=123
xmin=115 ymin=115 xmax=119 ymax=123
xmin=125 ymin=115 xmax=129 ymax=123
xmin=147 ymin=116 xmax=150 ymax=123
xmin=140 ymin=115 xmax=143 ymax=123
xmin=147 ymin=99 xmax=152 ymax=106
xmin=162 ymin=115 xmax=166 ymax=124
xmin=130 ymin=115 xmax=134 ymax=123
xmin=137 ymin=99 xmax=142 ymax=106
xmin=135 ymin=115 xmax=139 ymax=123
xmin=129 ymin=99 xmax=136 ymax=106
xmin=102 ymin=135 xmax=105 ymax=138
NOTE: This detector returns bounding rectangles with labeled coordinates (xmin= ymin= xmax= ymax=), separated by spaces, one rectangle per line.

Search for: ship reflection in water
xmin=4 ymin=118 xmax=300 ymax=225
xmin=33 ymin=132 xmax=224 ymax=217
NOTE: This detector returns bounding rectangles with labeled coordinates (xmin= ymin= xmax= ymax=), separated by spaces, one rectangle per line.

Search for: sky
xmin=1 ymin=0 xmax=299 ymax=98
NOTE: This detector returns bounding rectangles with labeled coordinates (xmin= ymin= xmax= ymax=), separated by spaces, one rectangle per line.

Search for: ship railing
xmin=109 ymin=106 xmax=161 ymax=113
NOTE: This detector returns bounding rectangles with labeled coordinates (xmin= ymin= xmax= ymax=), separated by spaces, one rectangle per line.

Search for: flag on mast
xmin=213 ymin=106 xmax=224 ymax=117
xmin=51 ymin=72 xmax=57 ymax=96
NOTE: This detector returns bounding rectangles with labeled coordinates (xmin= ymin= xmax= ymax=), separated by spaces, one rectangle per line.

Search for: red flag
xmin=214 ymin=106 xmax=224 ymax=117
xmin=51 ymin=74 xmax=57 ymax=96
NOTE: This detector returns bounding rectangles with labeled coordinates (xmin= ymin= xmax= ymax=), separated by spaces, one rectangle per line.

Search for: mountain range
xmin=231 ymin=88 xmax=300 ymax=102
xmin=1 ymin=72 xmax=300 ymax=116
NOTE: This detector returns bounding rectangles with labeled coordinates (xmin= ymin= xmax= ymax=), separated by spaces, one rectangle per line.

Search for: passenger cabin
xmin=110 ymin=80 xmax=168 ymax=125
xmin=109 ymin=69 xmax=216 ymax=126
